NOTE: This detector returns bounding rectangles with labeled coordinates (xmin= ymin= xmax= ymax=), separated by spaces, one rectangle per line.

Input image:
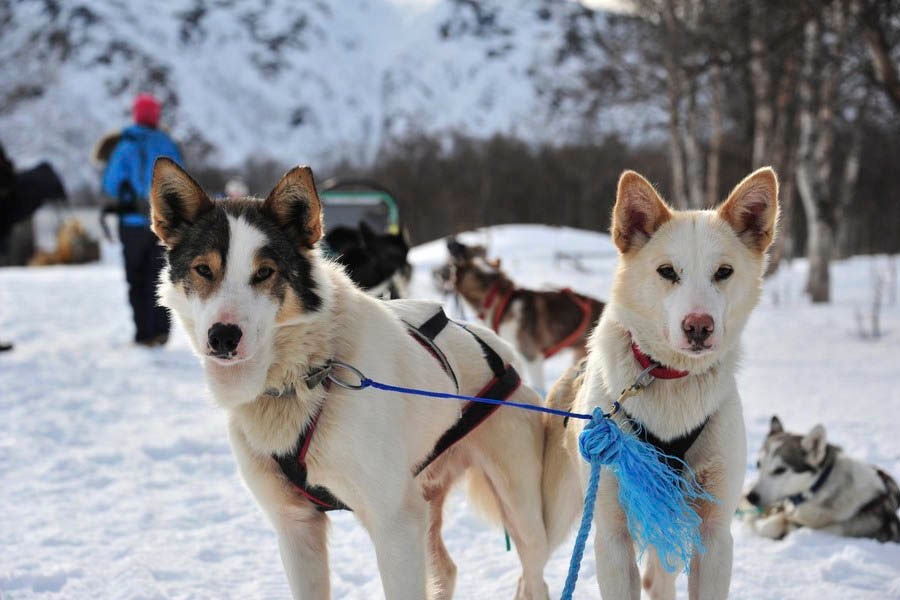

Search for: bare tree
xmin=795 ymin=1 xmax=854 ymax=302
xmin=705 ymin=57 xmax=723 ymax=208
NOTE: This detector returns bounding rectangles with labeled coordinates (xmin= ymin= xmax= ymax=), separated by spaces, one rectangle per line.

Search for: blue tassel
xmin=561 ymin=408 xmax=716 ymax=599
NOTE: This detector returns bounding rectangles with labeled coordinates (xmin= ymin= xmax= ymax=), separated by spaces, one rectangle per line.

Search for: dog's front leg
xmin=368 ymin=493 xmax=429 ymax=600
xmin=227 ymin=423 xmax=331 ymax=599
xmin=593 ymin=477 xmax=641 ymax=600
xmin=276 ymin=509 xmax=331 ymax=600
xmin=687 ymin=503 xmax=732 ymax=600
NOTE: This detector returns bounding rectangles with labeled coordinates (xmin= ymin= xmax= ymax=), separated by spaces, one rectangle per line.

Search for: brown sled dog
xmin=445 ymin=238 xmax=604 ymax=391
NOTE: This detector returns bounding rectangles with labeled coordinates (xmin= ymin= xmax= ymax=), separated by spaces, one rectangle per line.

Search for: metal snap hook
xmin=633 ymin=363 xmax=658 ymax=389
xmin=326 ymin=360 xmax=368 ymax=390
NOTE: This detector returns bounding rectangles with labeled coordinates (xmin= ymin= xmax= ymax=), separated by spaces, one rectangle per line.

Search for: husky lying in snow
xmin=542 ymin=168 xmax=780 ymax=599
xmin=444 ymin=238 xmax=605 ymax=391
xmin=744 ymin=416 xmax=900 ymax=543
xmin=149 ymin=158 xmax=551 ymax=599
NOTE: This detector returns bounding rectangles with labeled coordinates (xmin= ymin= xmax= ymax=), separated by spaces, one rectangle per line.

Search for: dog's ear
xmin=447 ymin=237 xmax=467 ymax=260
xmin=769 ymin=415 xmax=784 ymax=436
xmin=358 ymin=220 xmax=379 ymax=249
xmin=263 ymin=165 xmax=323 ymax=249
xmin=717 ymin=167 xmax=780 ymax=254
xmin=488 ymin=258 xmax=502 ymax=269
xmin=612 ymin=171 xmax=673 ymax=254
xmin=150 ymin=158 xmax=214 ymax=247
xmin=801 ymin=424 xmax=828 ymax=466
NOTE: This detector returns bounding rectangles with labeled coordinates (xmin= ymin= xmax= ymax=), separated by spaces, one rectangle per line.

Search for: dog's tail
xmin=466 ymin=469 xmax=504 ymax=525
xmin=541 ymin=360 xmax=587 ymax=551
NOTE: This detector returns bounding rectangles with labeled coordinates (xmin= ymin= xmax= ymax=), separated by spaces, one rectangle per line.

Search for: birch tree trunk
xmin=705 ymin=59 xmax=723 ymax=208
xmin=836 ymin=107 xmax=864 ymax=257
xmin=750 ymin=13 xmax=773 ymax=168
xmin=796 ymin=2 xmax=850 ymax=302
xmin=796 ymin=17 xmax=831 ymax=302
xmin=683 ymin=79 xmax=706 ymax=209
xmin=663 ymin=0 xmax=689 ymax=209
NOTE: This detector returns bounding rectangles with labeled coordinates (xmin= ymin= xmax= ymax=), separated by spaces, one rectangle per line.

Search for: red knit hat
xmin=133 ymin=93 xmax=161 ymax=127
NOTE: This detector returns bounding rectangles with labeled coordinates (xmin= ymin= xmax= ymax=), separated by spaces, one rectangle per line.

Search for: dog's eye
xmin=194 ymin=264 xmax=214 ymax=280
xmin=656 ymin=265 xmax=679 ymax=282
xmin=252 ymin=266 xmax=275 ymax=284
xmin=714 ymin=265 xmax=734 ymax=282
xmin=772 ymin=467 xmax=787 ymax=476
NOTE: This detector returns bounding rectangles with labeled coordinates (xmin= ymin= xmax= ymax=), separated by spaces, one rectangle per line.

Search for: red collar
xmin=478 ymin=281 xmax=514 ymax=333
xmin=631 ymin=342 xmax=689 ymax=380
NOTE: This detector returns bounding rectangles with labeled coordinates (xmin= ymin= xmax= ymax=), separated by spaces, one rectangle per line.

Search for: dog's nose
xmin=208 ymin=323 xmax=242 ymax=356
xmin=746 ymin=491 xmax=761 ymax=507
xmin=682 ymin=313 xmax=714 ymax=344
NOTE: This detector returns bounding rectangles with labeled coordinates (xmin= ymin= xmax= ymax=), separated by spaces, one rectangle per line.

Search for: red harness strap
xmin=482 ymin=284 xmax=594 ymax=358
xmin=630 ymin=341 xmax=689 ymax=379
xmin=273 ymin=402 xmax=351 ymax=512
xmin=542 ymin=288 xmax=594 ymax=359
xmin=478 ymin=281 xmax=515 ymax=333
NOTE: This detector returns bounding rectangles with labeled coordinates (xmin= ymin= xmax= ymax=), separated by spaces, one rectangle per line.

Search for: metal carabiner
xmin=615 ymin=363 xmax=659 ymax=407
xmin=326 ymin=360 xmax=369 ymax=390
xmin=633 ymin=363 xmax=658 ymax=390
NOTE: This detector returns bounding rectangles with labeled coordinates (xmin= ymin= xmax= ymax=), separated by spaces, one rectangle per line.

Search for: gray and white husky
xmin=745 ymin=415 xmax=900 ymax=543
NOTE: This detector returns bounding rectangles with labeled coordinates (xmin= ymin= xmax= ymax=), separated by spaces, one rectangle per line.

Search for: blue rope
xmin=560 ymin=436 xmax=604 ymax=598
xmin=360 ymin=378 xmax=595 ymax=421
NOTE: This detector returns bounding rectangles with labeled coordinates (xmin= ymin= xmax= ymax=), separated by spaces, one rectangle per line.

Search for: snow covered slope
xmin=0 ymin=1 xmax=656 ymax=190
xmin=1 ymin=224 xmax=899 ymax=598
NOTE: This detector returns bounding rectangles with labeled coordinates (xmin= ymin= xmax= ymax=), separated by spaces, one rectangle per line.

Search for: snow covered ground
xmin=1 ymin=224 xmax=898 ymax=599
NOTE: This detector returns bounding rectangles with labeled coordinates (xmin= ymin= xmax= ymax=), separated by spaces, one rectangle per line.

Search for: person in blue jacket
xmin=102 ymin=94 xmax=182 ymax=347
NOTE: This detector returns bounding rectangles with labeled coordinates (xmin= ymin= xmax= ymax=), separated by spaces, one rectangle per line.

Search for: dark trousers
xmin=119 ymin=224 xmax=170 ymax=343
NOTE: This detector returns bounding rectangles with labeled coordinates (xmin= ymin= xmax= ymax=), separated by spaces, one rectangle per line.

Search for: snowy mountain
xmin=0 ymin=0 xmax=658 ymax=191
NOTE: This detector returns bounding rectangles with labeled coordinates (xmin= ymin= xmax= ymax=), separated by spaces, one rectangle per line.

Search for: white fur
xmin=160 ymin=214 xmax=551 ymax=599
xmin=542 ymin=168 xmax=778 ymax=600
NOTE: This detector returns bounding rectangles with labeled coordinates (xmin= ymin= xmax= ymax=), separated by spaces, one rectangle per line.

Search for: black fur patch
xmin=166 ymin=207 xmax=230 ymax=290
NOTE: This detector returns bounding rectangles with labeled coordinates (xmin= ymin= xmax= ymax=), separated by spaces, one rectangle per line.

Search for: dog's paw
xmin=754 ymin=512 xmax=790 ymax=540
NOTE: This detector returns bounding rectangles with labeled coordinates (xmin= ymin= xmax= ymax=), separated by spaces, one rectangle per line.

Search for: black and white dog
xmin=149 ymin=159 xmax=552 ymax=599
xmin=745 ymin=416 xmax=900 ymax=543
xmin=324 ymin=221 xmax=411 ymax=299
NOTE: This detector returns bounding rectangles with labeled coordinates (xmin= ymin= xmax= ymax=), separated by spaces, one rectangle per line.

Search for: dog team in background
xmin=443 ymin=238 xmax=604 ymax=391
xmin=145 ymin=156 xmax=900 ymax=600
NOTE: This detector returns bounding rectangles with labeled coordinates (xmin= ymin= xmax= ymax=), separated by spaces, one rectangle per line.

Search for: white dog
xmin=542 ymin=168 xmax=779 ymax=599
xmin=149 ymin=158 xmax=551 ymax=599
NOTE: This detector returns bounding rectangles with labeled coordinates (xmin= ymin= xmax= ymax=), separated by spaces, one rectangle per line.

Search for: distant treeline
xmin=341 ymin=129 xmax=900 ymax=259
xmin=185 ymin=127 xmax=899 ymax=261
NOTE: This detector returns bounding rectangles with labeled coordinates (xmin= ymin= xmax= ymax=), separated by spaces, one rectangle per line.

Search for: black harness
xmin=561 ymin=362 xmax=710 ymax=473
xmin=623 ymin=410 xmax=709 ymax=473
xmin=273 ymin=309 xmax=520 ymax=512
